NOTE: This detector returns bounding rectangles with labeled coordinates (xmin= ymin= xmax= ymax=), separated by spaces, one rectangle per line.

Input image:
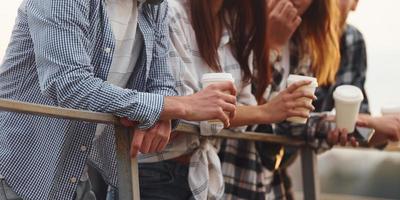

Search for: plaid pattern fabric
xmin=140 ymin=0 xmax=257 ymax=199
xmin=314 ymin=24 xmax=370 ymax=114
xmin=221 ymin=24 xmax=371 ymax=200
xmin=219 ymin=139 xmax=276 ymax=200
xmin=0 ymin=0 xmax=176 ymax=199
xmin=272 ymin=24 xmax=371 ymax=199
xmin=277 ymin=24 xmax=370 ymax=143
xmin=139 ymin=0 xmax=257 ymax=164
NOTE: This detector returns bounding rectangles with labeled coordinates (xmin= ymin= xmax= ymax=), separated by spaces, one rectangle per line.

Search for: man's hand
xmin=267 ymin=0 xmax=302 ymax=50
xmin=162 ymin=81 xmax=237 ymax=128
xmin=130 ymin=120 xmax=172 ymax=158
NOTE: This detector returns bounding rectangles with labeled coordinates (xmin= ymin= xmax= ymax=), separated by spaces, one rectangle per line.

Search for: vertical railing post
xmin=300 ymin=147 xmax=320 ymax=200
xmin=115 ymin=126 xmax=141 ymax=200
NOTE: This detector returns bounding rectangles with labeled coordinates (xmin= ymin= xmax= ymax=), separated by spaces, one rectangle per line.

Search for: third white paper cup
xmin=381 ymin=105 xmax=400 ymax=116
xmin=201 ymin=73 xmax=234 ymax=125
xmin=286 ymin=75 xmax=318 ymax=124
xmin=333 ymin=85 xmax=364 ymax=133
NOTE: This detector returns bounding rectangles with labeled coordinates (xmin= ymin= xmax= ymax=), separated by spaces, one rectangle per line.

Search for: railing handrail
xmin=0 ymin=98 xmax=305 ymax=146
xmin=1 ymin=98 xmax=399 ymax=200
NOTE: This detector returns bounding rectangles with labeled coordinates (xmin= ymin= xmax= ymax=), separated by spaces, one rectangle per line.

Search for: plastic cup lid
xmin=333 ymin=85 xmax=364 ymax=103
xmin=201 ymin=73 xmax=234 ymax=83
xmin=381 ymin=105 xmax=400 ymax=115
xmin=287 ymin=74 xmax=318 ymax=87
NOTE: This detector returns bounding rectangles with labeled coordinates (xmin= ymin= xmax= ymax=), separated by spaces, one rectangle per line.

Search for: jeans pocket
xmin=139 ymin=163 xmax=174 ymax=187
xmin=0 ymin=179 xmax=22 ymax=200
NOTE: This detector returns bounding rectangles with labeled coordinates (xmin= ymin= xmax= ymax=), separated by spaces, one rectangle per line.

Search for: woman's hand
xmin=261 ymin=80 xmax=316 ymax=123
xmin=267 ymin=0 xmax=302 ymax=50
xmin=358 ymin=114 xmax=400 ymax=145
xmin=327 ymin=128 xmax=358 ymax=147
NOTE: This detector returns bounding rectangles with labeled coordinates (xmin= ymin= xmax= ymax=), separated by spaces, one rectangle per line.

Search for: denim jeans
xmin=139 ymin=160 xmax=193 ymax=200
xmin=0 ymin=177 xmax=22 ymax=200
xmin=0 ymin=175 xmax=101 ymax=200
xmin=75 ymin=178 xmax=97 ymax=200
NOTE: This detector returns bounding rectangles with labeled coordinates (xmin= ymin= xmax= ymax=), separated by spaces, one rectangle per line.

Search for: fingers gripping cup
xmin=333 ymin=85 xmax=364 ymax=133
xmin=286 ymin=75 xmax=318 ymax=124
xmin=201 ymin=73 xmax=235 ymax=125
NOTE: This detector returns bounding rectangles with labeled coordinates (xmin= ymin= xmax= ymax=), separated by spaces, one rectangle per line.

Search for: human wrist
xmin=259 ymin=104 xmax=274 ymax=124
xmin=364 ymin=115 xmax=375 ymax=128
xmin=160 ymin=96 xmax=187 ymax=120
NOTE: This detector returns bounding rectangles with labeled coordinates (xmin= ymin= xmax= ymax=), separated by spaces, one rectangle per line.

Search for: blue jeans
xmin=75 ymin=179 xmax=97 ymax=200
xmin=0 ymin=175 xmax=101 ymax=200
xmin=139 ymin=160 xmax=193 ymax=200
xmin=0 ymin=177 xmax=22 ymax=200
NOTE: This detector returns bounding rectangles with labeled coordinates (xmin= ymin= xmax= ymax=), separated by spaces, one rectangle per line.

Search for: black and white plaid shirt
xmin=219 ymin=24 xmax=370 ymax=200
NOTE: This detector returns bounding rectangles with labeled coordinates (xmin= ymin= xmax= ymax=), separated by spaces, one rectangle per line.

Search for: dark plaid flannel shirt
xmin=218 ymin=24 xmax=370 ymax=200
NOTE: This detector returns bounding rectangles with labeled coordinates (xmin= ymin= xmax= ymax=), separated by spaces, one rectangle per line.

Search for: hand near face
xmin=267 ymin=0 xmax=302 ymax=50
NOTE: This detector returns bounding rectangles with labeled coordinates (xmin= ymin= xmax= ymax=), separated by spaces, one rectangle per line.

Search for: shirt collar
xmin=219 ymin=28 xmax=230 ymax=48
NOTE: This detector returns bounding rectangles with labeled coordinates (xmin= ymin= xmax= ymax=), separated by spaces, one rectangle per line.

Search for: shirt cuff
xmin=131 ymin=92 xmax=164 ymax=130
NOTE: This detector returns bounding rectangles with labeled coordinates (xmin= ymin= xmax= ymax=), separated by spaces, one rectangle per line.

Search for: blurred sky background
xmin=1 ymin=0 xmax=400 ymax=199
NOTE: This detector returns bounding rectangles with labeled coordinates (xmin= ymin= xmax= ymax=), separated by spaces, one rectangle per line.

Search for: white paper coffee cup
xmin=286 ymin=75 xmax=318 ymax=124
xmin=381 ymin=105 xmax=400 ymax=116
xmin=333 ymin=85 xmax=364 ymax=133
xmin=201 ymin=73 xmax=234 ymax=125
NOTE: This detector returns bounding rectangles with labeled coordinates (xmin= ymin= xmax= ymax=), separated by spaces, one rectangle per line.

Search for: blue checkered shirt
xmin=0 ymin=0 xmax=176 ymax=199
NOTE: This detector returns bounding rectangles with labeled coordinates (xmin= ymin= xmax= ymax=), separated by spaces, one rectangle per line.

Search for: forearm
xmin=48 ymin=75 xmax=165 ymax=129
xmin=229 ymin=105 xmax=270 ymax=127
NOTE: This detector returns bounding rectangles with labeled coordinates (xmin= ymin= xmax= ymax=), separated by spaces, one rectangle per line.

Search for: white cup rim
xmin=201 ymin=73 xmax=234 ymax=83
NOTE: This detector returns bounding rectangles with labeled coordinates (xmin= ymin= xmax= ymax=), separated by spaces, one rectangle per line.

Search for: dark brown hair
xmin=189 ymin=0 xmax=270 ymax=102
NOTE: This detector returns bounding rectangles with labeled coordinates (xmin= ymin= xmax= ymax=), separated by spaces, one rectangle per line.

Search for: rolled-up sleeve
xmin=26 ymin=0 xmax=163 ymax=129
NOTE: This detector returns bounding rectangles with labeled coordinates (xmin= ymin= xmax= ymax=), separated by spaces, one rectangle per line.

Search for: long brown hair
xmin=293 ymin=0 xmax=341 ymax=86
xmin=189 ymin=0 xmax=270 ymax=102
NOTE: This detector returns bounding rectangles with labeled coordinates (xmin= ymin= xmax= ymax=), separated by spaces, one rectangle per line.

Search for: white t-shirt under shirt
xmin=83 ymin=0 xmax=143 ymax=182
xmin=262 ymin=43 xmax=290 ymax=102
xmin=279 ymin=43 xmax=290 ymax=90
xmin=105 ymin=0 xmax=142 ymax=86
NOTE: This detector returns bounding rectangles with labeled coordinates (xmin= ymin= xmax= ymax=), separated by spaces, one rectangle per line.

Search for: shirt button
xmin=104 ymin=48 xmax=111 ymax=54
xmin=80 ymin=145 xmax=87 ymax=152
xmin=70 ymin=177 xmax=77 ymax=184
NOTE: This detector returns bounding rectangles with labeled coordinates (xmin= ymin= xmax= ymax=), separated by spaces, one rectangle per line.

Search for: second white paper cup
xmin=286 ymin=75 xmax=318 ymax=124
xmin=381 ymin=105 xmax=400 ymax=116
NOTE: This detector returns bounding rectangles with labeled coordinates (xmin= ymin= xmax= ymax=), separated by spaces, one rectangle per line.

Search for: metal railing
xmin=1 ymin=98 xmax=386 ymax=200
